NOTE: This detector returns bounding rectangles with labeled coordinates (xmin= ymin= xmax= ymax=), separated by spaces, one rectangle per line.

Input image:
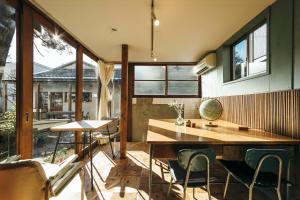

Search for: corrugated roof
xmin=34 ymin=61 xmax=121 ymax=81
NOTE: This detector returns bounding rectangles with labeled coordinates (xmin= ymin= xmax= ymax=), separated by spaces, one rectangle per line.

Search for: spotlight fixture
xmin=154 ymin=18 xmax=160 ymax=26
xmin=151 ymin=51 xmax=157 ymax=62
xmin=152 ymin=12 xmax=160 ymax=26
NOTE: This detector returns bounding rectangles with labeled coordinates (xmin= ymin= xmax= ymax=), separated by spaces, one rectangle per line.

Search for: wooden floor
xmin=75 ymin=142 xmax=282 ymax=200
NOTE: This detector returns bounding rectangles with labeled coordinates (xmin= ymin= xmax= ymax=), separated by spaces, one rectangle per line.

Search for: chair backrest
xmin=101 ymin=117 xmax=119 ymax=133
xmin=245 ymin=148 xmax=289 ymax=174
xmin=0 ymin=160 xmax=48 ymax=200
xmin=177 ymin=148 xmax=216 ymax=172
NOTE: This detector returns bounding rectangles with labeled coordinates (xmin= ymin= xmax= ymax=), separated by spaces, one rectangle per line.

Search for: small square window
xmin=232 ymin=23 xmax=268 ymax=80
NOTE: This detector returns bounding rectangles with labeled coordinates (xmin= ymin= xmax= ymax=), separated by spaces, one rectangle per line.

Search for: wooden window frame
xmin=9 ymin=0 xmax=101 ymax=158
xmin=132 ymin=64 xmax=201 ymax=98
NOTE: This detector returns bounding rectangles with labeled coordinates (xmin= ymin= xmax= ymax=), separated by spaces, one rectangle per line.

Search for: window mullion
xmin=247 ymin=36 xmax=250 ymax=77
xmin=165 ymin=66 xmax=168 ymax=96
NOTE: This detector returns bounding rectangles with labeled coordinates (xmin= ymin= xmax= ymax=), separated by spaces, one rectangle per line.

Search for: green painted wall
xmin=269 ymin=0 xmax=293 ymax=91
xmin=295 ymin=0 xmax=300 ymax=89
xmin=202 ymin=0 xmax=296 ymax=97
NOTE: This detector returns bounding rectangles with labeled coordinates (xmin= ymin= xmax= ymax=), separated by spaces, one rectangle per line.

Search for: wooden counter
xmin=147 ymin=119 xmax=300 ymax=145
xmin=146 ymin=119 xmax=300 ymax=200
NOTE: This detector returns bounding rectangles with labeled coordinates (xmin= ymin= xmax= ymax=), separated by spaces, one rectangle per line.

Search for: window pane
xmin=83 ymin=54 xmax=98 ymax=120
xmin=233 ymin=39 xmax=247 ymax=80
xmin=168 ymin=81 xmax=198 ymax=95
xmin=110 ymin=64 xmax=121 ymax=117
xmin=135 ymin=66 xmax=165 ymax=80
xmin=253 ymin=24 xmax=267 ymax=60
xmin=33 ymin=23 xmax=76 ymax=162
xmin=134 ymin=81 xmax=165 ymax=95
xmin=0 ymin=0 xmax=17 ymax=161
xmin=168 ymin=66 xmax=198 ymax=80
xmin=249 ymin=24 xmax=267 ymax=75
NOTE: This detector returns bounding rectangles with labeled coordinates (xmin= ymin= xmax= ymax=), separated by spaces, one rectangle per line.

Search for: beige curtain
xmin=97 ymin=60 xmax=114 ymax=119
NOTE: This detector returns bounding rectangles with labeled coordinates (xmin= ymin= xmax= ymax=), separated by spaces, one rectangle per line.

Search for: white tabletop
xmin=50 ymin=120 xmax=112 ymax=132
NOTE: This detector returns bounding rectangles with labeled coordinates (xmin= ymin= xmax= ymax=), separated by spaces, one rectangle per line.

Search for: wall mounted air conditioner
xmin=194 ymin=53 xmax=216 ymax=75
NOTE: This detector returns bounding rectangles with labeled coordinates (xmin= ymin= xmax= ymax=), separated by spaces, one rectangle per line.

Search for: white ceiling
xmin=31 ymin=0 xmax=275 ymax=63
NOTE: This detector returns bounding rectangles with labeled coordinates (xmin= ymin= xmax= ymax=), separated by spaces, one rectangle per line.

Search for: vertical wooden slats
xmin=217 ymin=89 xmax=300 ymax=138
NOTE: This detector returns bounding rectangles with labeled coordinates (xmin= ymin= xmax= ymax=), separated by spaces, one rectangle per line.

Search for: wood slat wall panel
xmin=217 ymin=89 xmax=300 ymax=138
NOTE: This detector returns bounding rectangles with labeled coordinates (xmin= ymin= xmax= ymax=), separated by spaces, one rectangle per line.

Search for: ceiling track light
xmin=152 ymin=11 xmax=160 ymax=27
xmin=151 ymin=0 xmax=159 ymax=62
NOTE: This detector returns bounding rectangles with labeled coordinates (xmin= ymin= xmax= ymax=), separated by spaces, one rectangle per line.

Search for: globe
xmin=199 ymin=99 xmax=223 ymax=121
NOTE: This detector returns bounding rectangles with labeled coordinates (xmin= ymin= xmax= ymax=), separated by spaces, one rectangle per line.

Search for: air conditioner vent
xmin=197 ymin=66 xmax=209 ymax=75
xmin=193 ymin=53 xmax=216 ymax=75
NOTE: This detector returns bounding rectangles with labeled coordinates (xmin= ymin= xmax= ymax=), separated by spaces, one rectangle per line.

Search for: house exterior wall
xmin=33 ymin=80 xmax=98 ymax=119
xmin=32 ymin=79 xmax=121 ymax=120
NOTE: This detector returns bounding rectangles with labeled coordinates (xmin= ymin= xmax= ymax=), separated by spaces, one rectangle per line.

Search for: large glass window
xmin=110 ymin=64 xmax=121 ymax=117
xmin=134 ymin=65 xmax=199 ymax=96
xmin=233 ymin=39 xmax=247 ymax=79
xmin=232 ymin=23 xmax=267 ymax=80
xmin=82 ymin=54 xmax=98 ymax=120
xmin=0 ymin=0 xmax=17 ymax=161
xmin=33 ymin=23 xmax=76 ymax=162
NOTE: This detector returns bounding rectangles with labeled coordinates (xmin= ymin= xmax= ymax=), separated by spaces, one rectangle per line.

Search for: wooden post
xmin=120 ymin=44 xmax=128 ymax=159
xmin=17 ymin=2 xmax=33 ymax=158
xmin=75 ymin=45 xmax=83 ymax=154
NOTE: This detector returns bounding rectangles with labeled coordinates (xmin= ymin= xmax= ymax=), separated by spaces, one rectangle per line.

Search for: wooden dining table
xmin=50 ymin=120 xmax=112 ymax=190
xmin=146 ymin=119 xmax=300 ymax=200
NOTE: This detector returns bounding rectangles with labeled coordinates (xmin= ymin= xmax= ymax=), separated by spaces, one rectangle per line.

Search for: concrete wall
xmin=131 ymin=98 xmax=201 ymax=141
xmin=202 ymin=0 xmax=297 ymax=97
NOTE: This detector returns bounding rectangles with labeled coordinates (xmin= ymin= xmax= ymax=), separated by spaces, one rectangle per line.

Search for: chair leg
xmin=183 ymin=186 xmax=187 ymax=200
xmin=248 ymin=186 xmax=253 ymax=200
xmin=207 ymin=183 xmax=211 ymax=200
xmin=108 ymin=134 xmax=115 ymax=158
xmin=276 ymin=188 xmax=282 ymax=200
xmin=223 ymin=172 xmax=230 ymax=199
xmin=167 ymin=178 xmax=173 ymax=198
xmin=193 ymin=188 xmax=196 ymax=199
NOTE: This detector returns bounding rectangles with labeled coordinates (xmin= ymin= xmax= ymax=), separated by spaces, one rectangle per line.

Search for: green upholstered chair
xmin=219 ymin=148 xmax=291 ymax=200
xmin=167 ymin=148 xmax=216 ymax=200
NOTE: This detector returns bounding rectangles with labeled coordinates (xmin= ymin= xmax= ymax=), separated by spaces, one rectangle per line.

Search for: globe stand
xmin=205 ymin=121 xmax=218 ymax=127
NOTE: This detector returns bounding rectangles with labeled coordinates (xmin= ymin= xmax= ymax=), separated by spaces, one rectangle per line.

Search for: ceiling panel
xmin=31 ymin=0 xmax=275 ymax=62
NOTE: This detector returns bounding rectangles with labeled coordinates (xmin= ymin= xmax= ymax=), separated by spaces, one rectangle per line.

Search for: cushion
xmin=0 ymin=155 xmax=21 ymax=164
xmin=48 ymin=154 xmax=78 ymax=185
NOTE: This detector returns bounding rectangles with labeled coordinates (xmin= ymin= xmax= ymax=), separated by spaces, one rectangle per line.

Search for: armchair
xmin=0 ymin=154 xmax=82 ymax=200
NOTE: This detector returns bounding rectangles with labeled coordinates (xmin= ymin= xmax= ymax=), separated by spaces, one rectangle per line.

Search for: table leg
xmin=149 ymin=144 xmax=153 ymax=200
xmin=83 ymin=131 xmax=86 ymax=154
xmin=89 ymin=130 xmax=93 ymax=190
xmin=286 ymin=159 xmax=291 ymax=200
xmin=52 ymin=132 xmax=62 ymax=163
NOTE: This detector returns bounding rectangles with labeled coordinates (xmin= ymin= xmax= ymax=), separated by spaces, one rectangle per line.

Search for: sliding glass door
xmin=32 ymin=21 xmax=76 ymax=162
xmin=0 ymin=0 xmax=17 ymax=161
